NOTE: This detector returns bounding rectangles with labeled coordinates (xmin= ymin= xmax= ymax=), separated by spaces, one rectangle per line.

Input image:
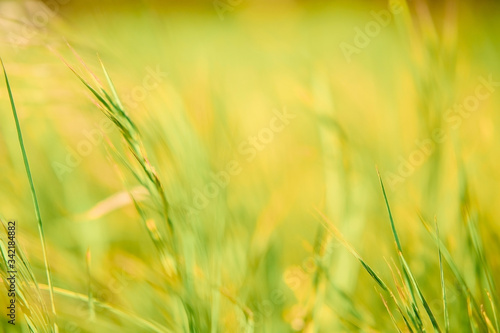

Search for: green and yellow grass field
xmin=1 ymin=0 xmax=500 ymax=331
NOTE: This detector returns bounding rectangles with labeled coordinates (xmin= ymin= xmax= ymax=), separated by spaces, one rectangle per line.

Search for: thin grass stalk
xmin=1 ymin=58 xmax=57 ymax=332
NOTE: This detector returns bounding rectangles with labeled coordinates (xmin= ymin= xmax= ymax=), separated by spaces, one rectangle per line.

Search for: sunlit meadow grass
xmin=1 ymin=0 xmax=500 ymax=332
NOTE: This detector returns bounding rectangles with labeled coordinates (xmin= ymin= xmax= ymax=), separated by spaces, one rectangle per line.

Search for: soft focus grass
xmin=1 ymin=0 xmax=500 ymax=332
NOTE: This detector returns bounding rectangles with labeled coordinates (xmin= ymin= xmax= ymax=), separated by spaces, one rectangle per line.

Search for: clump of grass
xmin=2 ymin=1 xmax=500 ymax=331
xmin=314 ymin=169 xmax=499 ymax=332
xmin=56 ymin=49 xmax=256 ymax=332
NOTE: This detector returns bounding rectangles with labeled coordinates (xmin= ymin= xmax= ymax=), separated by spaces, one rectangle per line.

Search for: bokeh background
xmin=1 ymin=0 xmax=500 ymax=332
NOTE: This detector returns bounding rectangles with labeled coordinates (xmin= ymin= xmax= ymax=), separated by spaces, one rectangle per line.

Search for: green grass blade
xmin=377 ymin=170 xmax=440 ymax=332
xmin=377 ymin=170 xmax=420 ymax=319
xmin=435 ymin=219 xmax=449 ymax=333
xmin=1 ymin=58 xmax=57 ymax=331
xmin=98 ymin=55 xmax=125 ymax=111
xmin=418 ymin=213 xmax=487 ymax=329
xmin=376 ymin=168 xmax=402 ymax=252
xmin=399 ymin=252 xmax=442 ymax=333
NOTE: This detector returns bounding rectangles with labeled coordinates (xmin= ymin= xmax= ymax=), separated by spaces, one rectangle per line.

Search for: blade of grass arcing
xmin=376 ymin=168 xmax=419 ymax=323
xmin=375 ymin=167 xmax=402 ymax=252
xmin=98 ymin=54 xmax=124 ymax=111
xmin=375 ymin=168 xmax=420 ymax=318
xmin=377 ymin=169 xmax=441 ymax=333
xmin=1 ymin=58 xmax=57 ymax=331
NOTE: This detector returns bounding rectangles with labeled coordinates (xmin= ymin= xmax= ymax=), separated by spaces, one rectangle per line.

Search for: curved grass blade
xmin=377 ymin=169 xmax=420 ymax=319
xmin=1 ymin=58 xmax=57 ymax=331
xmin=376 ymin=167 xmax=402 ymax=252
xmin=98 ymin=55 xmax=124 ymax=111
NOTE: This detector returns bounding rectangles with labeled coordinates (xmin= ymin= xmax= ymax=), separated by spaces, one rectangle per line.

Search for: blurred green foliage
xmin=1 ymin=0 xmax=500 ymax=332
